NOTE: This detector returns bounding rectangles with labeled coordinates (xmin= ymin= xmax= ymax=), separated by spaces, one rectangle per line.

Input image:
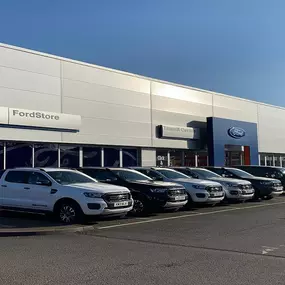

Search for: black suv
xmin=235 ymin=165 xmax=285 ymax=189
xmin=77 ymin=167 xmax=188 ymax=215
xmin=205 ymin=167 xmax=283 ymax=200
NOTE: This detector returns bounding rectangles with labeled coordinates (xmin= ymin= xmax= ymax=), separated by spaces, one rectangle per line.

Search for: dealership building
xmin=0 ymin=42 xmax=284 ymax=169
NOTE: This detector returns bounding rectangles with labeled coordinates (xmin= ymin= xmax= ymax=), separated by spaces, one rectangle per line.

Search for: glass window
xmin=83 ymin=147 xmax=101 ymax=167
xmin=6 ymin=143 xmax=33 ymax=168
xmin=197 ymin=152 xmax=208 ymax=167
xmin=266 ymin=155 xmax=273 ymax=166
xmin=111 ymin=169 xmax=152 ymax=181
xmin=80 ymin=169 xmax=117 ymax=182
xmin=169 ymin=150 xmax=183 ymax=166
xmin=260 ymin=154 xmax=266 ymax=166
xmin=123 ymin=148 xmax=139 ymax=167
xmin=0 ymin=143 xmax=4 ymax=170
xmin=156 ymin=150 xmax=168 ymax=167
xmin=5 ymin=171 xmax=28 ymax=183
xmin=274 ymin=155 xmax=281 ymax=167
xmin=47 ymin=171 xmax=95 ymax=185
xmin=191 ymin=169 xmax=221 ymax=179
xmin=137 ymin=169 xmax=163 ymax=180
xmin=184 ymin=151 xmax=195 ymax=167
xmin=226 ymin=168 xmax=253 ymax=178
xmin=60 ymin=146 xmax=79 ymax=168
xmin=104 ymin=148 xmax=120 ymax=167
xmin=28 ymin=172 xmax=51 ymax=186
xmin=34 ymin=144 xmax=59 ymax=168
xmin=282 ymin=157 xmax=285 ymax=167
xmin=156 ymin=169 xmax=190 ymax=179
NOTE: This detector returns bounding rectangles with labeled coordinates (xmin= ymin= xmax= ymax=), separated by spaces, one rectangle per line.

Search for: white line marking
xmin=262 ymin=246 xmax=279 ymax=254
xmin=97 ymin=201 xmax=285 ymax=230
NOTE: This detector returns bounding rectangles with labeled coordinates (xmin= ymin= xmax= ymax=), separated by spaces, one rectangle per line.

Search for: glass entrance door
xmin=224 ymin=145 xmax=244 ymax=166
xmin=225 ymin=151 xmax=244 ymax=166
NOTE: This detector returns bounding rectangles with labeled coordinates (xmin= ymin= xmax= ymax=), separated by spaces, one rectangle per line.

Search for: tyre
xmin=55 ymin=200 xmax=84 ymax=224
xmin=184 ymin=194 xmax=194 ymax=210
xmin=130 ymin=196 xmax=147 ymax=216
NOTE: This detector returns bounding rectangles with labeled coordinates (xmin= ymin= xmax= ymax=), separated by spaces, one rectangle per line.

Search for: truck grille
xmin=103 ymin=193 xmax=131 ymax=202
xmin=239 ymin=184 xmax=252 ymax=190
xmin=206 ymin=186 xmax=223 ymax=193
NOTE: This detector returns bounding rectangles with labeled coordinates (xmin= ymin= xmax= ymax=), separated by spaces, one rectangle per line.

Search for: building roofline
xmin=1 ymin=42 xmax=284 ymax=111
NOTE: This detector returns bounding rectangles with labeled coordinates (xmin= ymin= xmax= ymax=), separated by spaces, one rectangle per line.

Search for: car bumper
xmin=260 ymin=186 xmax=283 ymax=197
xmin=225 ymin=188 xmax=255 ymax=200
xmin=163 ymin=200 xmax=188 ymax=209
xmin=81 ymin=198 xmax=134 ymax=216
xmin=191 ymin=192 xmax=225 ymax=203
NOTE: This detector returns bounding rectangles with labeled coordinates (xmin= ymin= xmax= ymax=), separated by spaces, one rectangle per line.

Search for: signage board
xmin=159 ymin=125 xmax=200 ymax=140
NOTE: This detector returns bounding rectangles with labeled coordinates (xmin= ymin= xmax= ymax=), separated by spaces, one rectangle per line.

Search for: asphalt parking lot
xmin=1 ymin=198 xmax=285 ymax=284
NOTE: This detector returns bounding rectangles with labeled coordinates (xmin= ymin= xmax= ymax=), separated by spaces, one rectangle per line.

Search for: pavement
xmin=0 ymin=210 xmax=96 ymax=236
xmin=1 ymin=197 xmax=285 ymax=284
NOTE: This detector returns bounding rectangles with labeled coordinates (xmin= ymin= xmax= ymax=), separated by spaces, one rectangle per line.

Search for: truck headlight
xmin=83 ymin=192 xmax=103 ymax=198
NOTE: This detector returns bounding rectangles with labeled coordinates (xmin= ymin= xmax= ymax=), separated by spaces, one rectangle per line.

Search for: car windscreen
xmin=48 ymin=171 xmax=96 ymax=185
xmin=111 ymin=169 xmax=153 ymax=181
xmin=227 ymin=168 xmax=254 ymax=178
xmin=192 ymin=169 xmax=221 ymax=179
xmin=156 ymin=169 xmax=190 ymax=179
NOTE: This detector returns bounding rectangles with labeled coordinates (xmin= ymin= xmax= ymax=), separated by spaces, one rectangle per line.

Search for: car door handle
xmin=1 ymin=185 xmax=7 ymax=187
xmin=24 ymin=187 xmax=30 ymax=190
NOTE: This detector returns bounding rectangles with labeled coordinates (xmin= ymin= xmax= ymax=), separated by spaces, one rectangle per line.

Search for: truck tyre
xmin=55 ymin=200 xmax=84 ymax=224
xmin=130 ymin=196 xmax=147 ymax=216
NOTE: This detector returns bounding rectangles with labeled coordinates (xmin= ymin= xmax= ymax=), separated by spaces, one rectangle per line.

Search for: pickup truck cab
xmin=132 ymin=167 xmax=225 ymax=206
xmin=205 ymin=167 xmax=283 ymax=200
xmin=172 ymin=167 xmax=254 ymax=201
xmin=0 ymin=168 xmax=133 ymax=223
xmin=77 ymin=167 xmax=188 ymax=215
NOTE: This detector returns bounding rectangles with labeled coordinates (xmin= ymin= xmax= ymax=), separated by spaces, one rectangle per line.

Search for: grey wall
xmin=0 ymin=43 xmax=284 ymax=154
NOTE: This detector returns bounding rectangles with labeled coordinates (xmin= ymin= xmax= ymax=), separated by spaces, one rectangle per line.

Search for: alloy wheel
xmin=59 ymin=205 xmax=76 ymax=223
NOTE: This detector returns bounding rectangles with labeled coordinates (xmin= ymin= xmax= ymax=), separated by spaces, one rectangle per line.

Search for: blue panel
xmin=207 ymin=117 xmax=258 ymax=166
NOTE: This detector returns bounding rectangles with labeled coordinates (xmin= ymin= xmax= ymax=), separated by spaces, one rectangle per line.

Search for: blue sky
xmin=0 ymin=0 xmax=284 ymax=106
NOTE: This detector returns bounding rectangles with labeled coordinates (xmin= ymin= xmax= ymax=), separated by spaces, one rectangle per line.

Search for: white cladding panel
xmin=1 ymin=43 xmax=285 ymax=155
xmin=258 ymin=104 xmax=285 ymax=153
xmin=0 ymin=46 xmax=60 ymax=77
xmin=0 ymin=66 xmax=61 ymax=96
xmin=213 ymin=94 xmax=258 ymax=123
xmin=141 ymin=149 xmax=156 ymax=166
xmin=62 ymin=61 xmax=150 ymax=94
xmin=0 ymin=87 xmax=61 ymax=112
xmin=151 ymin=82 xmax=210 ymax=149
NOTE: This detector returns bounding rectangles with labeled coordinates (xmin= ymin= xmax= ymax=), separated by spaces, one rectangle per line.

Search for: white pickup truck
xmin=0 ymin=168 xmax=133 ymax=223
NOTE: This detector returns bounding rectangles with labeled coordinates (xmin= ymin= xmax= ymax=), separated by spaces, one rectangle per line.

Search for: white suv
xmin=133 ymin=167 xmax=225 ymax=206
xmin=0 ymin=168 xmax=133 ymax=223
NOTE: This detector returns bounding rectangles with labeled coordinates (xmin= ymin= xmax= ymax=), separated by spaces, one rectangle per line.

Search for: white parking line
xmin=97 ymin=201 xmax=285 ymax=230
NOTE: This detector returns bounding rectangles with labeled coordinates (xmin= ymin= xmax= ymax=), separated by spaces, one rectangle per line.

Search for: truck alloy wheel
xmin=132 ymin=199 xmax=145 ymax=215
xmin=58 ymin=203 xmax=78 ymax=224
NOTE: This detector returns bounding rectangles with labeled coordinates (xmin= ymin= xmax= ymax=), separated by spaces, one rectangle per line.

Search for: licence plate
xmin=213 ymin=192 xmax=222 ymax=197
xmin=174 ymin=196 xmax=185 ymax=201
xmin=244 ymin=190 xmax=253 ymax=194
xmin=275 ymin=187 xmax=283 ymax=191
xmin=114 ymin=201 xmax=129 ymax=207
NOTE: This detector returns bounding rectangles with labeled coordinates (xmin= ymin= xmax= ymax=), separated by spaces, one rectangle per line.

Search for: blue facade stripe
xmin=207 ymin=117 xmax=259 ymax=166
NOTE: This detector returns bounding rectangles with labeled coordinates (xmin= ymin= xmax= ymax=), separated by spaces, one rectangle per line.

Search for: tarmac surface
xmin=1 ymin=198 xmax=285 ymax=284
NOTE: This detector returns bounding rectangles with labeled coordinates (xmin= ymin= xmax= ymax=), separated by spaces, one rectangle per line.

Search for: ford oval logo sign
xmin=228 ymin=127 xmax=245 ymax=139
